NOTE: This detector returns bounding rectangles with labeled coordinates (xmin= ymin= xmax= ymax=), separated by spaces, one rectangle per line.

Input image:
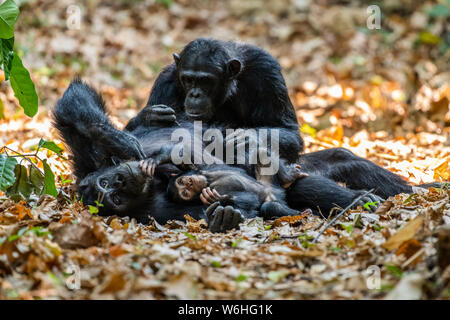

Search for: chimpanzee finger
xmin=151 ymin=105 xmax=176 ymax=115
xmin=205 ymin=202 xmax=221 ymax=219
xmin=201 ymin=188 xmax=213 ymax=204
xmin=231 ymin=209 xmax=244 ymax=227
xmin=152 ymin=114 xmax=177 ymax=123
xmin=209 ymin=206 xmax=225 ymax=233
xmin=222 ymin=206 xmax=239 ymax=232
xmin=200 ymin=193 xmax=209 ymax=205
xmin=205 ymin=187 xmax=216 ymax=199
xmin=211 ymin=189 xmax=221 ymax=201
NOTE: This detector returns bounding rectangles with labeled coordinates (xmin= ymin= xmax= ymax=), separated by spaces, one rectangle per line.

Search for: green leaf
xmin=0 ymin=0 xmax=19 ymax=39
xmin=211 ymin=260 xmax=221 ymax=268
xmin=42 ymin=159 xmax=58 ymax=197
xmin=0 ymin=154 xmax=17 ymax=191
xmin=418 ymin=31 xmax=441 ymax=45
xmin=183 ymin=232 xmax=197 ymax=241
xmin=385 ymin=263 xmax=403 ymax=279
xmin=38 ymin=139 xmax=63 ymax=155
xmin=0 ymin=37 xmax=14 ymax=79
xmin=363 ymin=201 xmax=379 ymax=210
xmin=0 ymin=98 xmax=5 ymax=119
xmin=6 ymin=164 xmax=33 ymax=201
xmin=9 ymin=53 xmax=38 ymax=117
xmin=29 ymin=165 xmax=44 ymax=195
xmin=88 ymin=205 xmax=99 ymax=215
xmin=234 ymin=274 xmax=248 ymax=282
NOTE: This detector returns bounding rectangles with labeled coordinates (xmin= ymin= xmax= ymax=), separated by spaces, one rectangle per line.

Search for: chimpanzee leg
xmin=53 ymin=79 xmax=145 ymax=180
xmin=298 ymin=148 xmax=413 ymax=199
xmin=286 ymin=175 xmax=384 ymax=217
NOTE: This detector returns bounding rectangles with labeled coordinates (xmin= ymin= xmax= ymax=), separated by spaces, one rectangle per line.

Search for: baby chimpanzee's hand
xmin=281 ymin=164 xmax=309 ymax=189
xmin=200 ymin=187 xmax=222 ymax=205
xmin=139 ymin=158 xmax=156 ymax=177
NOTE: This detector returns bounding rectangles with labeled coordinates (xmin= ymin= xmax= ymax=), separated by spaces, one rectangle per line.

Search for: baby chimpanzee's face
xmin=174 ymin=174 xmax=207 ymax=201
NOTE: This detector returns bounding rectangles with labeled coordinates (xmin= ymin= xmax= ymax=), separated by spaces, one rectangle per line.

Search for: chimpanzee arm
xmin=149 ymin=191 xmax=206 ymax=224
xmin=286 ymin=174 xmax=384 ymax=217
xmin=53 ymin=79 xmax=145 ymax=180
xmin=125 ymin=64 xmax=185 ymax=132
xmin=298 ymin=148 xmax=414 ymax=199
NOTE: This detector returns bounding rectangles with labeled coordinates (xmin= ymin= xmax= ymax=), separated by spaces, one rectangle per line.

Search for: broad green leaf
xmin=6 ymin=164 xmax=33 ymax=201
xmin=0 ymin=0 xmax=19 ymax=39
xmin=42 ymin=159 xmax=58 ymax=197
xmin=0 ymin=37 xmax=14 ymax=80
xmin=29 ymin=165 xmax=44 ymax=194
xmin=38 ymin=139 xmax=63 ymax=155
xmin=0 ymin=154 xmax=17 ymax=191
xmin=9 ymin=53 xmax=38 ymax=117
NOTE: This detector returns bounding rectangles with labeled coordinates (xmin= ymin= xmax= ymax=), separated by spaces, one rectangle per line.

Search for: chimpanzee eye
xmin=100 ymin=179 xmax=108 ymax=188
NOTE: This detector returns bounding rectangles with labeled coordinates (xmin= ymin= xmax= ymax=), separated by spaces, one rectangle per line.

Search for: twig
xmin=312 ymin=189 xmax=375 ymax=243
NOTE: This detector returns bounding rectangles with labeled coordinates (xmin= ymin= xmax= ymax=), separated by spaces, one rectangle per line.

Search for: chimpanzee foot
xmin=353 ymin=191 xmax=385 ymax=212
xmin=206 ymin=202 xmax=244 ymax=233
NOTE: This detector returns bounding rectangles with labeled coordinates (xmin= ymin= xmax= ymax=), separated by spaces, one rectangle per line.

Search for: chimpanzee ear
xmin=227 ymin=59 xmax=241 ymax=78
xmin=173 ymin=53 xmax=180 ymax=66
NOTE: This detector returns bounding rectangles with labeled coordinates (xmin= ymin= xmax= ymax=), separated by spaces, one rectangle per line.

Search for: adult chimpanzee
xmin=124 ymin=38 xmax=303 ymax=163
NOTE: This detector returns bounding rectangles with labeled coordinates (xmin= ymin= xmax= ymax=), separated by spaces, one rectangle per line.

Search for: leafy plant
xmin=0 ymin=138 xmax=63 ymax=201
xmin=0 ymin=0 xmax=38 ymax=117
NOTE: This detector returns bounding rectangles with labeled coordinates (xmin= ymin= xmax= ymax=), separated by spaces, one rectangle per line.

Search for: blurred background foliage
xmin=0 ymin=0 xmax=449 ymax=139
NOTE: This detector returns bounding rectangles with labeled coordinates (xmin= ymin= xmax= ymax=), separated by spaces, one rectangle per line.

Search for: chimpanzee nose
xmin=189 ymin=91 xmax=200 ymax=99
xmin=113 ymin=174 xmax=125 ymax=189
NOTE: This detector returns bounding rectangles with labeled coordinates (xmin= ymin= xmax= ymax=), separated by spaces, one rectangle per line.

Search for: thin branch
xmin=312 ymin=189 xmax=375 ymax=243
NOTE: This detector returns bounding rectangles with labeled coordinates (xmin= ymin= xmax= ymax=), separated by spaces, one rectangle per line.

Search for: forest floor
xmin=0 ymin=0 xmax=449 ymax=299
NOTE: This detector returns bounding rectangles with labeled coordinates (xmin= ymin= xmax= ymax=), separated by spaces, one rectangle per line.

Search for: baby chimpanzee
xmin=139 ymin=159 xmax=307 ymax=232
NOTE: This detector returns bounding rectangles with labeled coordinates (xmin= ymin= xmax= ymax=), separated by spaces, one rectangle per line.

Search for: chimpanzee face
xmin=174 ymin=51 xmax=241 ymax=121
xmin=173 ymin=174 xmax=207 ymax=201
xmin=77 ymin=161 xmax=151 ymax=215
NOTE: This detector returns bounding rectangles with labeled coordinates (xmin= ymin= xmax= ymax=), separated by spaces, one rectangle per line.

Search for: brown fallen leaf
xmin=382 ymin=215 xmax=424 ymax=251
xmin=396 ymin=238 xmax=422 ymax=260
xmin=52 ymin=221 xmax=102 ymax=249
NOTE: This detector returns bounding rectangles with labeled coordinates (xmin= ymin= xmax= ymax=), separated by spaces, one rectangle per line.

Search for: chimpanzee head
xmin=167 ymin=172 xmax=207 ymax=203
xmin=174 ymin=38 xmax=242 ymax=121
xmin=77 ymin=161 xmax=152 ymax=217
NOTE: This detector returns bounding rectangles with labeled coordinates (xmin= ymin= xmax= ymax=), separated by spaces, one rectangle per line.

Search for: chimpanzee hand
xmin=200 ymin=187 xmax=221 ymax=205
xmin=280 ymin=164 xmax=309 ymax=189
xmin=353 ymin=191 xmax=385 ymax=212
xmin=205 ymin=202 xmax=244 ymax=233
xmin=139 ymin=104 xmax=177 ymax=127
xmin=139 ymin=158 xmax=157 ymax=177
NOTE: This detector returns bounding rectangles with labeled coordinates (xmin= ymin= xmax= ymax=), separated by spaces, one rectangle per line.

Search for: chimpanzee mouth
xmin=185 ymin=112 xmax=205 ymax=119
